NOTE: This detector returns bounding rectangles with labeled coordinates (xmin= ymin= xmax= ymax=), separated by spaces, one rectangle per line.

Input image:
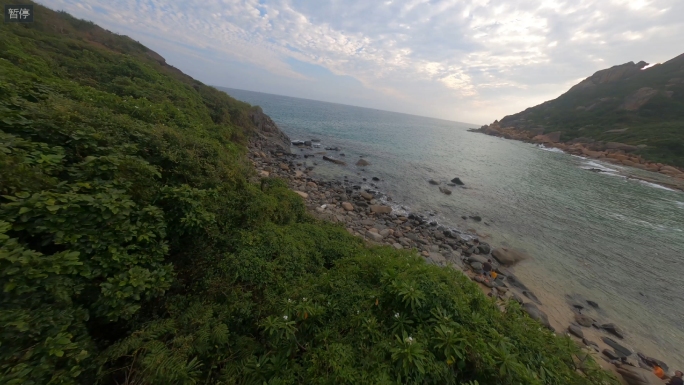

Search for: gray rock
xmin=429 ymin=252 xmax=446 ymax=265
xmin=602 ymin=337 xmax=633 ymax=357
xmin=575 ymin=313 xmax=594 ymax=327
xmin=603 ymin=349 xmax=620 ymax=361
xmin=467 ymin=255 xmax=489 ymax=264
xmin=469 ymin=215 xmax=482 ymax=222
xmin=392 ymin=243 xmax=403 ymax=250
xmin=428 ymin=179 xmax=439 ymax=185
xmin=586 ymin=300 xmax=599 ymax=308
xmin=601 ymin=323 xmax=625 ymax=339
xmin=477 ymin=242 xmax=492 ymax=254
xmin=365 ymin=231 xmax=384 ymax=242
xmin=492 ymin=248 xmax=530 ymax=266
xmin=439 ymin=186 xmax=452 ymax=195
xmin=523 ymin=303 xmax=553 ymax=330
xmin=568 ymin=324 xmax=584 ymax=338
xmin=451 ymin=177 xmax=465 ymax=185
xmin=616 ymin=365 xmax=664 ymax=385
xmin=582 ymin=338 xmax=600 ymax=352
xmin=470 ymin=261 xmax=483 ymax=270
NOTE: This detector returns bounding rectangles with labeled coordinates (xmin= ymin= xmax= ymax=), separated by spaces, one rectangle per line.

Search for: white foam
xmin=637 ymin=180 xmax=677 ymax=192
xmin=537 ymin=144 xmax=565 ymax=154
xmin=581 ymin=160 xmax=618 ymax=173
xmin=676 ymin=201 xmax=684 ymax=209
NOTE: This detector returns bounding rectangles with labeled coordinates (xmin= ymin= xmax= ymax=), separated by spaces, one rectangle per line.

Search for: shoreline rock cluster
xmin=470 ymin=121 xmax=684 ymax=192
xmin=248 ymin=133 xmax=678 ymax=383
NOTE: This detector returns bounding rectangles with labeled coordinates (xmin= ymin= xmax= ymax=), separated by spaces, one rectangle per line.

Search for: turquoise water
xmin=222 ymin=87 xmax=684 ymax=369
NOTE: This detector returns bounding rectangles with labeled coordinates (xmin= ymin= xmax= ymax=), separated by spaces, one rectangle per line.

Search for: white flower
xmin=394 ymin=313 xmax=400 ymax=319
xmin=283 ymin=315 xmax=288 ymax=320
xmin=287 ymin=299 xmax=292 ymax=303
xmin=302 ymin=297 xmax=307 ymax=302
xmin=357 ymin=310 xmax=360 ymax=314
xmin=405 ymin=336 xmax=414 ymax=344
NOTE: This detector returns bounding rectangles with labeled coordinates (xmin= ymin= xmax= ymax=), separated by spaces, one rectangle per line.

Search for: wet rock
xmin=603 ymin=349 xmax=620 ymax=360
xmin=601 ymin=323 xmax=625 ymax=339
xmin=504 ymin=273 xmax=528 ymax=291
xmin=637 ymin=353 xmax=669 ymax=373
xmin=372 ymin=177 xmax=380 ymax=181
xmin=522 ymin=290 xmax=542 ymax=305
xmin=523 ymin=303 xmax=552 ymax=330
xmin=491 ymin=247 xmax=530 ymax=266
xmin=439 ymin=186 xmax=452 ymax=195
xmin=467 ymin=255 xmax=489 ymax=264
xmin=477 ymin=242 xmax=492 ymax=254
xmin=602 ymin=336 xmax=633 ymax=357
xmin=322 ymin=156 xmax=346 ymax=165
xmin=587 ymin=300 xmax=599 ymax=308
xmin=469 ymin=215 xmax=482 ymax=222
xmin=582 ymin=338 xmax=600 ymax=352
xmin=451 ymin=177 xmax=465 ymax=185
xmin=575 ymin=313 xmax=594 ymax=327
xmin=356 ymin=159 xmax=370 ymax=167
xmin=370 ymin=205 xmax=392 ymax=214
xmin=568 ymin=324 xmax=584 ymax=338
xmin=360 ymin=191 xmax=373 ymax=200
xmin=428 ymin=179 xmax=439 ymax=185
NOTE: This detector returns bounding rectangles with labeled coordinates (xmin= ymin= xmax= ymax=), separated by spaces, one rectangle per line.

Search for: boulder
xmin=616 ymin=365 xmax=663 ymax=385
xmin=322 ymin=156 xmax=346 ymax=165
xmin=574 ymin=313 xmax=594 ymax=327
xmin=523 ymin=303 xmax=553 ymax=330
xmin=342 ymin=202 xmax=354 ymax=211
xmin=451 ymin=177 xmax=465 ymax=185
xmin=505 ymin=273 xmax=529 ymax=291
xmin=477 ymin=242 xmax=492 ymax=254
xmin=392 ymin=243 xmax=403 ymax=250
xmin=603 ymin=349 xmax=620 ymax=361
xmin=365 ymin=230 xmax=384 ymax=242
xmin=568 ymin=324 xmax=584 ymax=338
xmin=582 ymin=338 xmax=599 ymax=351
xmin=492 ymin=248 xmax=530 ymax=266
xmin=370 ymin=205 xmax=392 ymax=214
xmin=356 ymin=159 xmax=370 ymax=167
xmin=469 ymin=215 xmax=482 ymax=222
xmin=586 ymin=300 xmax=599 ymax=308
xmin=467 ymin=255 xmax=489 ymax=264
xmin=428 ymin=179 xmax=439 ymax=185
xmin=470 ymin=261 xmax=483 ymax=270
xmin=601 ymin=323 xmax=625 ymax=339
xmin=279 ymin=163 xmax=290 ymax=171
xmin=439 ymin=187 xmax=452 ymax=195
xmin=602 ymin=337 xmax=633 ymax=357
xmin=429 ymin=252 xmax=446 ymax=265
xmin=360 ymin=192 xmax=373 ymax=201
xmin=294 ymin=191 xmax=309 ymax=199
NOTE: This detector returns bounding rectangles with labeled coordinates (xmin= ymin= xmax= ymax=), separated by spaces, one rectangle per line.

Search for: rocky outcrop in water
xmin=250 ymin=106 xmax=291 ymax=153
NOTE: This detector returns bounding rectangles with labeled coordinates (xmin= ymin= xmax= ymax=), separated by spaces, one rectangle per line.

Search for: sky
xmin=45 ymin=0 xmax=684 ymax=125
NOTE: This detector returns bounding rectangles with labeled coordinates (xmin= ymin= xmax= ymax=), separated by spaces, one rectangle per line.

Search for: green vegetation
xmin=1 ymin=2 xmax=618 ymax=384
xmin=500 ymin=57 xmax=684 ymax=167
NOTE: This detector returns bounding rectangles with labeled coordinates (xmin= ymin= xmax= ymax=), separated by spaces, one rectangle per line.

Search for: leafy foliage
xmin=1 ymin=2 xmax=619 ymax=385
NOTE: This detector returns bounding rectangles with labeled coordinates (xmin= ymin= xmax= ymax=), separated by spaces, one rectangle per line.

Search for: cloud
xmin=43 ymin=0 xmax=684 ymax=123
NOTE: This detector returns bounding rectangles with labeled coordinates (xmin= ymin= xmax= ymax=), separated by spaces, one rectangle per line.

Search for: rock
xmin=372 ymin=177 xmax=380 ymax=181
xmin=259 ymin=170 xmax=270 ymax=177
xmin=379 ymin=229 xmax=391 ymax=237
xmin=586 ymin=300 xmax=599 ymax=308
xmin=360 ymin=192 xmax=373 ymax=201
xmin=511 ymin=292 xmax=524 ymax=305
xmin=294 ymin=191 xmax=309 ymax=199
xmin=620 ymin=87 xmax=660 ymax=111
xmin=522 ymin=290 xmax=542 ymax=305
xmin=616 ymin=365 xmax=663 ymax=385
xmin=439 ymin=187 xmax=452 ymax=195
xmin=602 ymin=349 xmax=620 ymax=361
xmin=429 ymin=252 xmax=446 ymax=265
xmin=491 ymin=248 xmax=529 ymax=266
xmin=568 ymin=324 xmax=584 ymax=338
xmin=322 ymin=156 xmax=346 ymax=165
xmin=582 ymin=338 xmax=599 ymax=352
xmin=451 ymin=177 xmax=465 ymax=185
xmin=602 ymin=337 xmax=633 ymax=357
xmin=523 ymin=303 xmax=552 ymax=330
xmin=428 ymin=179 xmax=439 ymax=185
xmin=392 ymin=243 xmax=403 ymax=250
xmin=356 ymin=159 xmax=370 ymax=167
xmin=279 ymin=163 xmax=290 ymax=171
xmin=477 ymin=242 xmax=492 ymax=254
xmin=294 ymin=170 xmax=304 ymax=178
xmin=575 ymin=313 xmax=594 ymax=327
xmin=601 ymin=323 xmax=625 ymax=339
xmin=365 ymin=230 xmax=384 ymax=242
xmin=504 ymin=273 xmax=528 ymax=291
xmin=342 ymin=202 xmax=354 ymax=211
xmin=470 ymin=261 xmax=483 ymax=270
xmin=637 ymin=353 xmax=669 ymax=373
xmin=467 ymin=255 xmax=489 ymax=264
xmin=370 ymin=205 xmax=392 ymax=214
xmin=469 ymin=215 xmax=482 ymax=222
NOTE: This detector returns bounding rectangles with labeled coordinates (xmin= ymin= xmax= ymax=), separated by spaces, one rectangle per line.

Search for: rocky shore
xmin=469 ymin=121 xmax=684 ymax=192
xmin=247 ymin=130 xmax=678 ymax=384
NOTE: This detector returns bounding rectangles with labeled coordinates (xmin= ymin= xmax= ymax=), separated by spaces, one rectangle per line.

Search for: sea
xmin=221 ymin=87 xmax=684 ymax=370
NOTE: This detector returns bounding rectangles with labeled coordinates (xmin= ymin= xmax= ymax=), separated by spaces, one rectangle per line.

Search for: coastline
xmin=468 ymin=123 xmax=684 ymax=193
xmin=247 ymin=133 xmax=676 ymax=383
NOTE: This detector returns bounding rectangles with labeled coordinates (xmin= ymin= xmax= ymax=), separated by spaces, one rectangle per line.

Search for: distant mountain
xmin=474 ymin=53 xmax=684 ymax=169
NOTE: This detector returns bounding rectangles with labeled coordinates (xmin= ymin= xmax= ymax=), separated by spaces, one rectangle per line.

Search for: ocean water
xmin=221 ymin=87 xmax=684 ymax=369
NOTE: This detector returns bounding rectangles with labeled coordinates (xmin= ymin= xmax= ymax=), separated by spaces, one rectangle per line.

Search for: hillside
xmin=1 ymin=2 xmax=618 ymax=384
xmin=474 ymin=53 xmax=684 ymax=169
